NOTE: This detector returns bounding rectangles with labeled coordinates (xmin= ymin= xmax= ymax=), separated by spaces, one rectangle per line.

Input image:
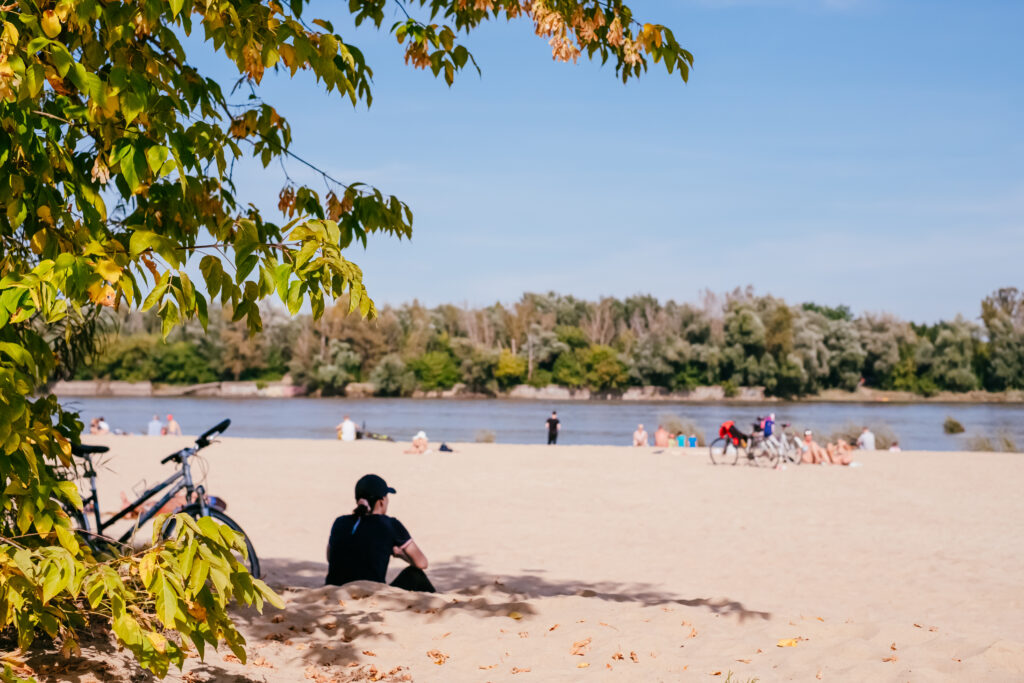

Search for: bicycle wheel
xmin=709 ymin=437 xmax=739 ymax=465
xmin=746 ymin=440 xmax=772 ymax=467
xmin=165 ymin=505 xmax=261 ymax=577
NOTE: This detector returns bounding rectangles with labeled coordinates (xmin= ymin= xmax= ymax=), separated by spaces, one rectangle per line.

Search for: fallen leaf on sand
xmin=293 ymin=643 xmax=309 ymax=650
xmin=890 ymin=642 xmax=897 ymax=651
xmin=736 ymin=659 xmax=751 ymax=664
xmin=511 ymin=666 xmax=531 ymax=674
xmin=630 ymin=651 xmax=639 ymax=663
xmin=777 ymin=638 xmax=803 ymax=648
xmin=612 ymin=652 xmax=625 ymax=661
xmin=519 ymin=632 xmax=529 ymax=638
xmin=882 ymin=656 xmax=898 ymax=663
xmin=913 ymin=623 xmax=922 ymax=628
xmin=606 ymin=663 xmax=613 ymax=670
xmin=479 ymin=664 xmax=498 ymax=670
xmin=323 ymin=622 xmax=337 ymax=631
xmin=816 ymin=670 xmax=823 ymax=679
xmin=953 ymin=657 xmax=962 ymax=663
xmin=271 ymin=615 xmax=285 ymax=623
xmin=427 ymin=649 xmax=449 ymax=665
xmin=222 ymin=654 xmax=241 ymax=663
xmin=817 ymin=617 xmax=824 ymax=622
xmin=756 ymin=649 xmax=764 ymax=654
xmin=929 ymin=626 xmax=938 ymax=632
xmin=711 ymin=672 xmax=722 ymax=676
xmin=570 ymin=638 xmax=592 ymax=656
xmin=252 ymin=657 xmax=275 ymax=669
xmin=362 ymin=650 xmax=376 ymax=657
xmin=577 ymin=662 xmax=590 ymax=668
xmin=435 ymin=632 xmax=451 ymax=640
xmin=548 ymin=624 xmax=560 ymax=631
xmin=687 ymin=627 xmax=698 ymax=639
xmin=509 ymin=611 xmax=523 ymax=620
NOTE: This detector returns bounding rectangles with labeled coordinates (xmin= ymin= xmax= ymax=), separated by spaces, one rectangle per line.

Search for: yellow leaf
xmin=147 ymin=631 xmax=167 ymax=653
xmin=95 ymin=258 xmax=123 ymax=283
xmin=41 ymin=10 xmax=62 ymax=38
xmin=87 ymin=282 xmax=116 ymax=307
xmin=187 ymin=600 xmax=207 ymax=621
xmin=777 ymin=638 xmax=801 ymax=648
xmin=508 ymin=611 xmax=523 ymax=620
xmin=577 ymin=662 xmax=590 ymax=668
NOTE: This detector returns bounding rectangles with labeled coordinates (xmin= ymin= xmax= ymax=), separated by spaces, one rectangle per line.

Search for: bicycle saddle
xmin=72 ymin=443 xmax=109 ymax=456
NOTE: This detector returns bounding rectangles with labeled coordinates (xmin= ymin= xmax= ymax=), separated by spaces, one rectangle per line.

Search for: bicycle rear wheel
xmin=709 ymin=437 xmax=739 ymax=465
xmin=164 ymin=505 xmax=261 ymax=577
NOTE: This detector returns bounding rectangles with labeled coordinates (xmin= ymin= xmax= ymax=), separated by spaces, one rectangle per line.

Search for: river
xmin=59 ymin=397 xmax=1024 ymax=451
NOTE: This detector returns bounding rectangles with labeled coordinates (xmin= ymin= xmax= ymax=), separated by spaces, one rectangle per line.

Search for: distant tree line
xmin=75 ymin=287 xmax=1024 ymax=398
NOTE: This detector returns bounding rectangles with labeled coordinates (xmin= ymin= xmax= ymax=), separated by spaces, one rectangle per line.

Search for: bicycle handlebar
xmin=197 ymin=419 xmax=231 ymax=447
xmin=160 ymin=419 xmax=230 ymax=464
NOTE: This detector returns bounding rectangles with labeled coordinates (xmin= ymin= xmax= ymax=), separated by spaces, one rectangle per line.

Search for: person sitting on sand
xmin=336 ymin=414 xmax=357 ymax=442
xmin=800 ymin=430 xmax=829 ymax=464
xmin=653 ymin=425 xmax=670 ymax=448
xmin=826 ymin=438 xmax=854 ymax=465
xmin=404 ymin=430 xmax=431 ymax=454
xmin=633 ymin=424 xmax=649 ymax=447
xmin=325 ymin=474 xmax=434 ymax=592
xmin=96 ymin=417 xmax=110 ymax=434
xmin=165 ymin=414 xmax=182 ymax=436
xmin=89 ymin=418 xmax=101 ymax=435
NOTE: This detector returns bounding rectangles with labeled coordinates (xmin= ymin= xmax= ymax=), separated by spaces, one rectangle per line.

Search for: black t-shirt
xmin=325 ymin=514 xmax=412 ymax=586
xmin=546 ymin=417 xmax=560 ymax=434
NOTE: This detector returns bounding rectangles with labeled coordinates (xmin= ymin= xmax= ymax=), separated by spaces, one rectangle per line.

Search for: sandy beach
xmin=58 ymin=436 xmax=1024 ymax=681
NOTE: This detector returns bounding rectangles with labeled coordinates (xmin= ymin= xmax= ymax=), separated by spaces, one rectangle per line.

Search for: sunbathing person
xmin=800 ymin=430 xmax=829 ymax=464
xmin=404 ymin=430 xmax=431 ymax=454
xmin=826 ymin=438 xmax=854 ymax=465
xmin=325 ymin=474 xmax=434 ymax=592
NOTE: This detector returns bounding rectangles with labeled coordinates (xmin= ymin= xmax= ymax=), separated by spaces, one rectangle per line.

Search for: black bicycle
xmin=69 ymin=419 xmax=260 ymax=576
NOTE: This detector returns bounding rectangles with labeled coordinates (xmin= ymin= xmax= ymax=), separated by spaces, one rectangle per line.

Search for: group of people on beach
xmin=87 ymin=413 xmax=181 ymax=436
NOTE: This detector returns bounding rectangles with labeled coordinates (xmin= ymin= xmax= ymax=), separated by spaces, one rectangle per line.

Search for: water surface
xmin=61 ymin=397 xmax=1024 ymax=451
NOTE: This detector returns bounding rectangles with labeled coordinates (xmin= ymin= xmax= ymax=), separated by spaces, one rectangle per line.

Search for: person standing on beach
xmin=633 ymin=424 xmax=649 ymax=447
xmin=856 ymin=426 xmax=876 ymax=450
xmin=325 ymin=474 xmax=434 ymax=592
xmin=546 ymin=411 xmax=560 ymax=445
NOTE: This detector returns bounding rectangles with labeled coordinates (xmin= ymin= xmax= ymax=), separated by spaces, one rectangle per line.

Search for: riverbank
xmin=51 ymin=379 xmax=1024 ymax=403
xmin=46 ymin=437 xmax=1024 ymax=681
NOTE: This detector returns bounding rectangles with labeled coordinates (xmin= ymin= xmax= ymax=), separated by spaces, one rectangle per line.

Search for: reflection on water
xmin=60 ymin=396 xmax=1024 ymax=451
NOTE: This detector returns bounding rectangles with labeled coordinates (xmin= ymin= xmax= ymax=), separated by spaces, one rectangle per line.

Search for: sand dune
xmin=62 ymin=436 xmax=1023 ymax=681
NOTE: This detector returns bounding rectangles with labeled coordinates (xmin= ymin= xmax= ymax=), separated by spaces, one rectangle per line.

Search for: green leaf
xmin=169 ymin=0 xmax=185 ymax=17
xmin=121 ymin=91 xmax=144 ymax=125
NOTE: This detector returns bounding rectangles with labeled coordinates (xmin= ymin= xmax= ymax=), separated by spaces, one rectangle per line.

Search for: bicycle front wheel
xmin=709 ymin=437 xmax=739 ymax=465
xmin=166 ymin=505 xmax=261 ymax=578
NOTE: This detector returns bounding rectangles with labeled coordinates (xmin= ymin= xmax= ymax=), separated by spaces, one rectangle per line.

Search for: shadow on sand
xmin=260 ymin=554 xmax=772 ymax=622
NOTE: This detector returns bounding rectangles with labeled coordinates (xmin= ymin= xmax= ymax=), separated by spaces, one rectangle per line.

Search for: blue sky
xmin=195 ymin=0 xmax=1023 ymax=322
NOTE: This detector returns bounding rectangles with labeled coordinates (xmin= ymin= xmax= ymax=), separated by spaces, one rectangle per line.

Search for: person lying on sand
xmin=403 ymin=430 xmax=431 ymax=454
xmin=325 ymin=474 xmax=434 ymax=592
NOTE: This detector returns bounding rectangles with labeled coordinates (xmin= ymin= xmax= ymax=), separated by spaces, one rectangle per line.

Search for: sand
xmin=53 ymin=435 xmax=1024 ymax=681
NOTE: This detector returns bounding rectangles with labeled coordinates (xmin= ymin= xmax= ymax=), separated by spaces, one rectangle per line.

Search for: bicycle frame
xmin=77 ymin=448 xmax=208 ymax=544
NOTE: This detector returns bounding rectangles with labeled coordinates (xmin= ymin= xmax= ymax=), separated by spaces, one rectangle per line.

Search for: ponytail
xmin=353 ymin=497 xmax=377 ymax=517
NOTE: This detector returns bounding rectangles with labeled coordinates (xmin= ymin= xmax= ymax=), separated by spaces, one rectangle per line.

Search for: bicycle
xmin=709 ymin=421 xmax=775 ymax=467
xmin=69 ymin=419 xmax=261 ymax=576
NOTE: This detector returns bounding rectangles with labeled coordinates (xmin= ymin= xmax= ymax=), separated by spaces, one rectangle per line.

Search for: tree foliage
xmin=0 ymin=0 xmax=693 ymax=676
xmin=82 ymin=287 xmax=1020 ymax=401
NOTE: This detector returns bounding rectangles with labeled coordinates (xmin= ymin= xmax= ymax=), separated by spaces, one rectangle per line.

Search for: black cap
xmin=355 ymin=474 xmax=396 ymax=501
